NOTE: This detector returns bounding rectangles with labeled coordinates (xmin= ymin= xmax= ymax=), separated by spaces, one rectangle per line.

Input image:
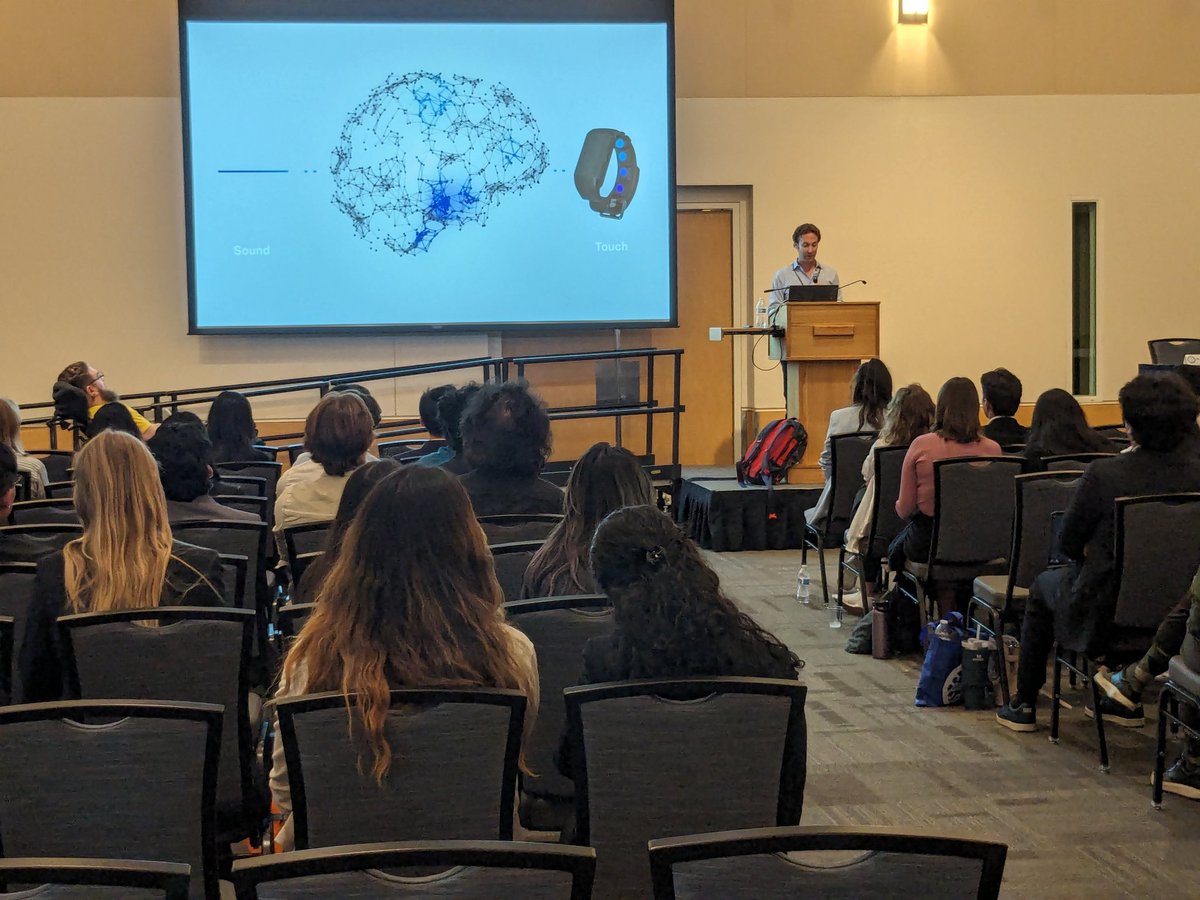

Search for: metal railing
xmin=21 ymin=349 xmax=685 ymax=464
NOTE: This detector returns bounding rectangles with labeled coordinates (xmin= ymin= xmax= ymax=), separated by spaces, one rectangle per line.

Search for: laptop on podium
xmin=786 ymin=284 xmax=840 ymax=302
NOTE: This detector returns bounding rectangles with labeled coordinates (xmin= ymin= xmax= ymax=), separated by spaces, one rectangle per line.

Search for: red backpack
xmin=737 ymin=417 xmax=809 ymax=487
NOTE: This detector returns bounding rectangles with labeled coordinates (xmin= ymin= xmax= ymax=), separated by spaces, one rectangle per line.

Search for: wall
xmin=677 ymin=93 xmax=1200 ymax=408
xmin=4 ymin=1 xmax=1200 ymax=418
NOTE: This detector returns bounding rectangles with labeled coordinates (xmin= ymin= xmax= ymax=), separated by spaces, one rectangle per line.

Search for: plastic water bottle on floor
xmin=796 ymin=565 xmax=811 ymax=606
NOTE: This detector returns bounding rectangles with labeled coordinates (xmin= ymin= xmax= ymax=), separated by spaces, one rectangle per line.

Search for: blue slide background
xmin=185 ymin=22 xmax=671 ymax=329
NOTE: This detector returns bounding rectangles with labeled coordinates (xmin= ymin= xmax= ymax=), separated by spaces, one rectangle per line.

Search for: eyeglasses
xmin=87 ymin=372 xmax=105 ymax=386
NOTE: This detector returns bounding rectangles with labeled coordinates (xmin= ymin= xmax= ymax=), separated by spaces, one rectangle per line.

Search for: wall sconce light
xmin=898 ymin=0 xmax=929 ymax=25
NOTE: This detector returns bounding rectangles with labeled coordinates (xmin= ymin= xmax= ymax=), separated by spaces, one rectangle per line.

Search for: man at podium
xmin=768 ymin=223 xmax=841 ymax=364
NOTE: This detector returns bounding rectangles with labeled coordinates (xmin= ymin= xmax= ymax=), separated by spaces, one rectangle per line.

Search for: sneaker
xmin=1154 ymin=757 xmax=1200 ymax=801
xmin=996 ymin=701 xmax=1037 ymax=732
xmin=1094 ymin=668 xmax=1141 ymax=711
xmin=1084 ymin=694 xmax=1145 ymax=727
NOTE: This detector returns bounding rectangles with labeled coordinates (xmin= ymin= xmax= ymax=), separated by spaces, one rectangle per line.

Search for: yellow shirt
xmin=87 ymin=402 xmax=152 ymax=434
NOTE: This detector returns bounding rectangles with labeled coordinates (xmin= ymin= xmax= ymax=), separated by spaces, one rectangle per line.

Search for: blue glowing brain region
xmin=331 ymin=72 xmax=548 ymax=256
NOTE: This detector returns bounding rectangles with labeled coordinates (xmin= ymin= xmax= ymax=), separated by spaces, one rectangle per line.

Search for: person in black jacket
xmin=980 ymin=368 xmax=1029 ymax=446
xmin=1021 ymin=388 xmax=1116 ymax=472
xmin=997 ymin=374 xmax=1200 ymax=732
xmin=458 ymin=381 xmax=563 ymax=516
xmin=19 ymin=430 xmax=226 ymax=703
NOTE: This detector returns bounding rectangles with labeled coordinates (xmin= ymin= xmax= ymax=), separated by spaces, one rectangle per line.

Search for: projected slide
xmin=182 ymin=19 xmax=673 ymax=332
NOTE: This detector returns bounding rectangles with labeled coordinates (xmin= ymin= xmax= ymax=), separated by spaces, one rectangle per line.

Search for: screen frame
xmin=178 ymin=0 xmax=677 ymax=335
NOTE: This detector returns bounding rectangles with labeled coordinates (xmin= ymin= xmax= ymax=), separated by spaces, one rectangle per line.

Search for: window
xmin=1072 ymin=202 xmax=1097 ymax=395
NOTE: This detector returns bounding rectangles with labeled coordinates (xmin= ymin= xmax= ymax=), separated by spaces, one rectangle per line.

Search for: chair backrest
xmin=284 ymin=522 xmax=333 ymax=566
xmin=211 ymin=474 xmax=268 ymax=498
xmin=647 ymin=825 xmax=1007 ymax=900
xmin=13 ymin=471 xmax=31 ymax=503
xmin=0 ymin=564 xmax=36 ymax=703
xmin=1008 ymin=472 xmax=1082 ymax=590
xmin=0 ymin=699 xmax=222 ymax=900
xmin=277 ymin=603 xmax=317 ymax=641
xmin=32 ymin=450 xmax=74 ymax=483
xmin=171 ymin=521 xmax=269 ymax=613
xmin=7 ymin=498 xmax=80 ymax=526
xmin=0 ymin=616 xmax=12 ymax=706
xmin=503 ymin=594 xmax=613 ymax=801
xmin=1111 ymin=494 xmax=1200 ymax=630
xmin=378 ymin=440 xmax=427 ymax=460
xmin=43 ymin=481 xmax=74 ymax=499
xmin=231 ymin=840 xmax=596 ymax=900
xmin=929 ymin=457 xmax=1024 ymax=567
xmin=215 ymin=461 xmax=282 ymax=500
xmin=1148 ymin=337 xmax=1200 ymax=364
xmin=824 ymin=432 xmax=876 ymax=533
xmin=216 ymin=553 xmax=249 ymax=609
xmin=1042 ymin=452 xmax=1116 ymax=471
xmin=277 ymin=688 xmax=526 ymax=850
xmin=58 ymin=607 xmax=255 ymax=827
xmin=489 ymin=540 xmax=545 ymax=602
xmin=0 ymin=858 xmax=191 ymax=899
xmin=212 ymin=494 xmax=269 ymax=521
xmin=283 ymin=444 xmax=305 ymax=464
xmin=0 ymin=523 xmax=83 ymax=563
xmin=862 ymin=446 xmax=908 ymax=559
xmin=565 ymin=677 xmax=807 ymax=900
xmin=478 ymin=514 xmax=564 ymax=544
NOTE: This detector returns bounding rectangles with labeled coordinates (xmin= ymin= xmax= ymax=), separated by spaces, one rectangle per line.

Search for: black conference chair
xmin=503 ymin=593 xmax=613 ymax=831
xmin=802 ymin=432 xmax=876 ymax=609
xmin=647 ymin=825 xmax=1007 ymax=900
xmin=275 ymin=688 xmax=526 ymax=850
xmin=0 ymin=858 xmax=191 ymax=899
xmin=1148 ymin=338 xmax=1200 ymax=364
xmin=836 ymin=444 xmax=907 ymax=604
xmin=1050 ymin=493 xmax=1200 ymax=771
xmin=32 ymin=449 xmax=74 ymax=483
xmin=1041 ymin=452 xmax=1116 ymax=471
xmin=7 ymin=498 xmax=79 ymax=526
xmin=0 ymin=700 xmax=223 ymax=899
xmin=231 ymin=840 xmax=596 ymax=899
xmin=564 ymin=677 xmax=807 ymax=899
xmin=478 ymin=513 xmax=564 ymax=544
xmin=0 ymin=562 xmax=37 ymax=704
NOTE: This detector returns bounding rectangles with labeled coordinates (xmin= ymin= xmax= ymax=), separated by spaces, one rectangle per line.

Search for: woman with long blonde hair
xmin=19 ymin=430 xmax=226 ymax=702
xmin=269 ymin=465 xmax=538 ymax=849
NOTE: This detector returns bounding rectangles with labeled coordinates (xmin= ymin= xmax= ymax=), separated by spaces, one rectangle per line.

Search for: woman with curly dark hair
xmin=458 ymin=380 xmax=563 ymax=516
xmin=578 ymin=505 xmax=803 ymax=681
xmin=521 ymin=443 xmax=652 ymax=598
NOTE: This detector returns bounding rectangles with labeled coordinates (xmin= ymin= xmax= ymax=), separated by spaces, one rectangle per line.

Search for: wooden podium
xmin=783 ymin=301 xmax=880 ymax=482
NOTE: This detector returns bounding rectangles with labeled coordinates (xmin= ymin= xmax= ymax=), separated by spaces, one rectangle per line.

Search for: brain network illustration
xmin=331 ymin=72 xmax=549 ymax=256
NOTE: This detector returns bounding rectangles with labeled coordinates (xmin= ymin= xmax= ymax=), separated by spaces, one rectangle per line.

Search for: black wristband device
xmin=574 ymin=127 xmax=639 ymax=219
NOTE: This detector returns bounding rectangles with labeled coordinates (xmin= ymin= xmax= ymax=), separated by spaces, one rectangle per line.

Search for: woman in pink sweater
xmin=889 ymin=377 xmax=1002 ymax=571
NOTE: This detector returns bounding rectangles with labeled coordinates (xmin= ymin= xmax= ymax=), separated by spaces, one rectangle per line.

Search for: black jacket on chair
xmin=982 ymin=416 xmax=1029 ymax=447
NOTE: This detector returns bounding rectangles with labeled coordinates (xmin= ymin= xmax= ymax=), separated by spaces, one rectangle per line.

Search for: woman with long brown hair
xmin=269 ymin=465 xmax=538 ymax=849
xmin=19 ymin=430 xmax=225 ymax=702
xmin=521 ymin=442 xmax=652 ymax=598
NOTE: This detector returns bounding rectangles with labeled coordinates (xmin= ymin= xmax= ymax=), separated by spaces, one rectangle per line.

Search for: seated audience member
xmin=19 ymin=430 xmax=226 ymax=702
xmin=521 ymin=443 xmax=653 ymax=598
xmin=56 ymin=360 xmax=157 ymax=439
xmin=87 ymin=401 xmax=143 ymax=439
xmin=556 ymin=505 xmax=804 ymax=787
xmin=410 ymin=384 xmax=455 ymax=456
xmin=1022 ymin=388 xmax=1116 ymax=471
xmin=415 ymin=383 xmax=480 ymax=473
xmin=458 ymin=381 xmax=563 ymax=516
xmin=274 ymin=392 xmax=375 ymax=555
xmin=294 ymin=458 xmax=401 ymax=604
xmin=207 ymin=390 xmax=270 ymax=463
xmin=843 ymin=384 xmax=935 ymax=608
xmin=806 ymin=358 xmax=892 ymax=530
xmin=338 ymin=384 xmax=384 ymax=429
xmin=148 ymin=416 xmax=261 ymax=524
xmin=980 ymin=368 xmax=1028 ymax=446
xmin=996 ymin=373 xmax=1200 ymax=732
xmin=1150 ymin=564 xmax=1200 ymax=800
xmin=0 ymin=398 xmax=49 ymax=499
xmin=0 ymin=443 xmax=20 ymax=526
xmin=891 ymin=377 xmax=1002 ymax=571
xmin=269 ymin=465 xmax=538 ymax=849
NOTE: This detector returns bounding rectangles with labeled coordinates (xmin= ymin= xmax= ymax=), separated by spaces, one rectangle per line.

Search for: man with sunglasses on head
xmin=56 ymin=361 xmax=157 ymax=440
